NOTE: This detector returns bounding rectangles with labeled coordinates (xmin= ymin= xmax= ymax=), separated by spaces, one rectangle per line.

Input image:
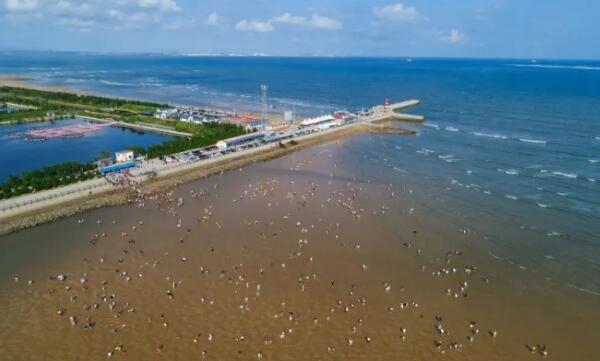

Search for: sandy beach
xmin=0 ymin=139 xmax=597 ymax=361
xmin=0 ymin=74 xmax=74 ymax=93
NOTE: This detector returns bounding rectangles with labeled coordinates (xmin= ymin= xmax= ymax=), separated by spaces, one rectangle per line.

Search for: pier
xmin=362 ymin=99 xmax=425 ymax=124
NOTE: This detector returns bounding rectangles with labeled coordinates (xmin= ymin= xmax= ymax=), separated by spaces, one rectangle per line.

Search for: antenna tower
xmin=261 ymin=84 xmax=269 ymax=122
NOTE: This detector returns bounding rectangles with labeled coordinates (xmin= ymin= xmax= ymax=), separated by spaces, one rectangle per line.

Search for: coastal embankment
xmin=79 ymin=115 xmax=193 ymax=137
xmin=0 ymin=121 xmax=413 ymax=236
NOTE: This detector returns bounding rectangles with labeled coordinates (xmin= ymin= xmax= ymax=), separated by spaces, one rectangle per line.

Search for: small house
xmin=115 ymin=150 xmax=134 ymax=163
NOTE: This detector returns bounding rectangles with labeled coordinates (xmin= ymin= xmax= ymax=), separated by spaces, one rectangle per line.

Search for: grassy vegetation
xmin=0 ymin=86 xmax=168 ymax=125
xmin=0 ymin=162 xmax=99 ymax=200
xmin=0 ymin=85 xmax=245 ymax=139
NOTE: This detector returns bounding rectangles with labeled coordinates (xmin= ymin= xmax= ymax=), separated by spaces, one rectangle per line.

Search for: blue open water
xmin=0 ymin=52 xmax=598 ymax=292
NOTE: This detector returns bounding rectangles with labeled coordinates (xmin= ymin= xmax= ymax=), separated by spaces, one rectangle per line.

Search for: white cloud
xmin=52 ymin=1 xmax=94 ymax=17
xmin=273 ymin=12 xmax=342 ymax=30
xmin=4 ymin=0 xmax=39 ymax=12
xmin=373 ymin=3 xmax=424 ymax=22
xmin=307 ymin=13 xmax=342 ymax=30
xmin=272 ymin=13 xmax=304 ymax=26
xmin=236 ymin=12 xmax=342 ymax=33
xmin=136 ymin=0 xmax=179 ymax=13
xmin=163 ymin=16 xmax=195 ymax=30
xmin=440 ymin=28 xmax=465 ymax=44
xmin=235 ymin=19 xmax=273 ymax=33
xmin=205 ymin=11 xmax=222 ymax=26
xmin=107 ymin=8 xmax=161 ymax=29
xmin=56 ymin=17 xmax=96 ymax=29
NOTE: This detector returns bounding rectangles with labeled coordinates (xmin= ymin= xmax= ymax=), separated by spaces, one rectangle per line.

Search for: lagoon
xmin=0 ymin=118 xmax=172 ymax=181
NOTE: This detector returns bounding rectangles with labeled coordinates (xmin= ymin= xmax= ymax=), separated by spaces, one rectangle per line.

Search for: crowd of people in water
xmin=6 ymin=150 xmax=553 ymax=360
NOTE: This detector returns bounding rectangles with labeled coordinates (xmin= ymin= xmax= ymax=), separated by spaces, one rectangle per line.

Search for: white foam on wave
xmin=489 ymin=252 xmax=504 ymax=261
xmin=416 ymin=148 xmax=435 ymax=155
xmin=552 ymin=171 xmax=577 ymax=179
xmin=472 ymin=132 xmax=508 ymax=140
xmin=445 ymin=126 xmax=459 ymax=132
xmin=588 ymin=178 xmax=596 ymax=182
xmin=498 ymin=168 xmax=519 ymax=175
xmin=519 ymin=138 xmax=547 ymax=144
xmin=505 ymin=194 xmax=518 ymax=200
xmin=567 ymin=284 xmax=600 ymax=297
xmin=557 ymin=192 xmax=569 ymax=197
xmin=424 ymin=123 xmax=440 ymax=129
xmin=589 ymin=159 xmax=599 ymax=163
xmin=99 ymin=79 xmax=135 ymax=87
xmin=65 ymin=78 xmax=85 ymax=83
xmin=537 ymin=203 xmax=549 ymax=208
xmin=140 ymin=82 xmax=164 ymax=87
xmin=510 ymin=64 xmax=600 ymax=71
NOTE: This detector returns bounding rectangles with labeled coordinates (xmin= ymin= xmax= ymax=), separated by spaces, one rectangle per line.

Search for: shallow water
xmin=2 ymin=53 xmax=598 ymax=255
xmin=1 ymin=138 xmax=598 ymax=361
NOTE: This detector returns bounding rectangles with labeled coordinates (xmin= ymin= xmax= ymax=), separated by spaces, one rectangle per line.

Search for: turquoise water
xmin=0 ymin=52 xmax=598 ymax=293
xmin=0 ymin=118 xmax=171 ymax=181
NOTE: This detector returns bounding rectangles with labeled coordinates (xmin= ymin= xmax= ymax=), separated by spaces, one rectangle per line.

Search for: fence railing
xmin=0 ymin=179 xmax=110 ymax=213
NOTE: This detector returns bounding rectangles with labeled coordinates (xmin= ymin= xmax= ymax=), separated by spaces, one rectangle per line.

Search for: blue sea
xmin=0 ymin=51 xmax=599 ymax=293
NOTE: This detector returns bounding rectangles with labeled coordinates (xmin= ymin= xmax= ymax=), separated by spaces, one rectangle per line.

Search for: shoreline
xmin=1 ymin=76 xmax=421 ymax=236
xmin=0 ymin=122 xmax=410 ymax=236
xmin=0 ymin=74 xmax=75 ymax=94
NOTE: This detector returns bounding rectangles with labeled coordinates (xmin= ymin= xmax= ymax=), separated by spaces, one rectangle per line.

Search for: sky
xmin=0 ymin=0 xmax=598 ymax=59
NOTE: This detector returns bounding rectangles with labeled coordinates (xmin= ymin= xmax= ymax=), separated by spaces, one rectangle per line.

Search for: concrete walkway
xmin=0 ymin=178 xmax=113 ymax=217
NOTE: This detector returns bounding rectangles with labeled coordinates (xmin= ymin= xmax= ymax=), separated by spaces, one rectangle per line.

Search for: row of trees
xmin=0 ymin=162 xmax=98 ymax=200
xmin=0 ymin=86 xmax=165 ymax=110
xmin=0 ymin=110 xmax=75 ymax=123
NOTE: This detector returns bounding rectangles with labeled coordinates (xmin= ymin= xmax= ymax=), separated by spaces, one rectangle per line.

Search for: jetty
xmin=365 ymin=99 xmax=425 ymax=123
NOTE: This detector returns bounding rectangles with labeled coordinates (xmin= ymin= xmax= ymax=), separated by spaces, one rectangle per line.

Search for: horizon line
xmin=1 ymin=49 xmax=599 ymax=62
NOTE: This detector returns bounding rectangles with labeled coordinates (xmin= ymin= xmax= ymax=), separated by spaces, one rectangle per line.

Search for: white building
xmin=300 ymin=114 xmax=335 ymax=127
xmin=154 ymin=108 xmax=177 ymax=119
xmin=115 ymin=150 xmax=134 ymax=163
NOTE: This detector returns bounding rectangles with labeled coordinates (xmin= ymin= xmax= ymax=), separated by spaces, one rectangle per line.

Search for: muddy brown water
xmin=0 ymin=138 xmax=598 ymax=361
